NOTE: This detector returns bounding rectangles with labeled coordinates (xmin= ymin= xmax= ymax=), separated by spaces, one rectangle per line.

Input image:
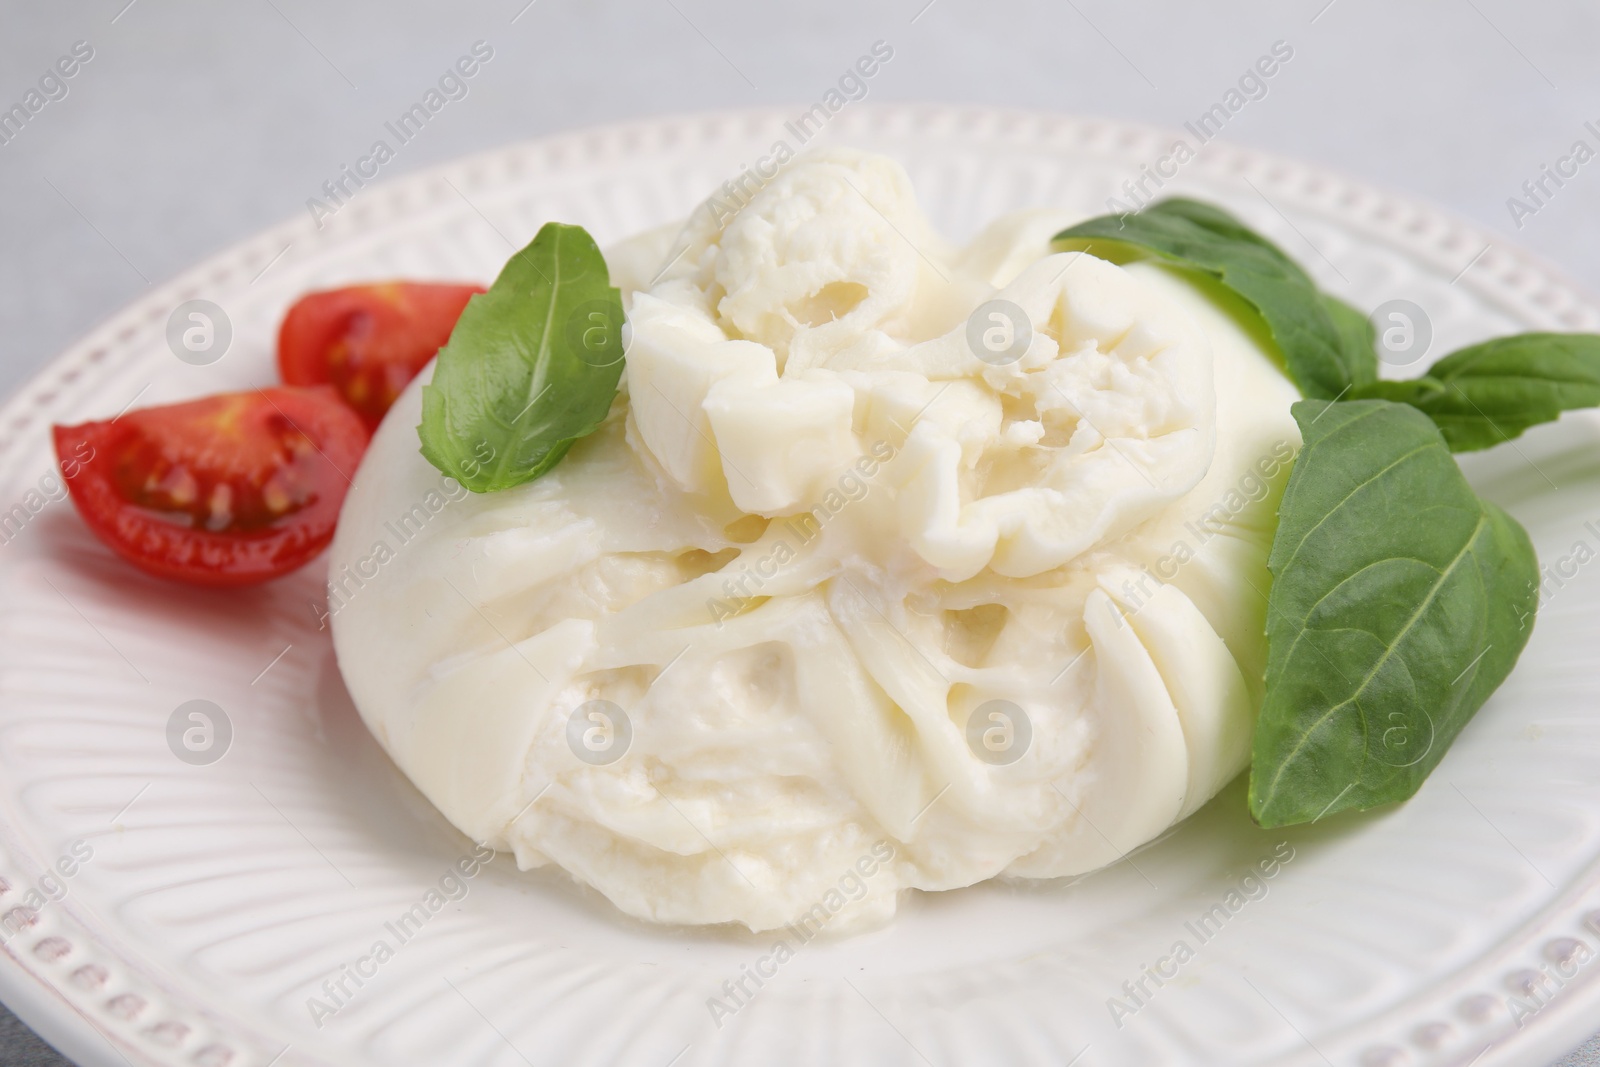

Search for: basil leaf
xmin=1347 ymin=377 xmax=1447 ymax=405
xmin=419 ymin=222 xmax=625 ymax=493
xmin=1351 ymin=333 xmax=1600 ymax=452
xmin=1248 ymin=399 xmax=1538 ymax=828
xmin=1322 ymin=293 xmax=1377 ymax=368
xmin=1054 ymin=199 xmax=1377 ymax=401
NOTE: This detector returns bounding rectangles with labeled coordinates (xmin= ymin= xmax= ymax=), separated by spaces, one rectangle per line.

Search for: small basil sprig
xmin=1055 ymin=196 xmax=1600 ymax=828
xmin=1055 ymin=198 xmax=1377 ymax=401
xmin=1249 ymin=399 xmax=1538 ymax=827
xmin=419 ymin=222 xmax=625 ymax=493
xmin=1352 ymin=333 xmax=1600 ymax=452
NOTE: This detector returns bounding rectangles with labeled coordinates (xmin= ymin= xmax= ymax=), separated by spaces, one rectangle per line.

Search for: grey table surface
xmin=1 ymin=0 xmax=1599 ymax=1064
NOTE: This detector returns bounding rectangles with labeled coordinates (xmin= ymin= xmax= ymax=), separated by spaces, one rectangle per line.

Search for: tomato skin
xmin=52 ymin=387 xmax=369 ymax=588
xmin=277 ymin=282 xmax=482 ymax=429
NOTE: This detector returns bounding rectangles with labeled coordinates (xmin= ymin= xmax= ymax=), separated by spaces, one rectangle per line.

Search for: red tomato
xmin=52 ymin=387 xmax=369 ymax=587
xmin=277 ymin=282 xmax=483 ymax=429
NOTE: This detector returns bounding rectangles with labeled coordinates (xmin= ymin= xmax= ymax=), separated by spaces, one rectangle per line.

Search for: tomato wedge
xmin=277 ymin=282 xmax=483 ymax=429
xmin=52 ymin=387 xmax=369 ymax=587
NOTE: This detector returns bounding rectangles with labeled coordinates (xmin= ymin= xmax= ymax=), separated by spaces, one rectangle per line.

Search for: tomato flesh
xmin=53 ymin=387 xmax=369 ymax=587
xmin=278 ymin=282 xmax=482 ymax=429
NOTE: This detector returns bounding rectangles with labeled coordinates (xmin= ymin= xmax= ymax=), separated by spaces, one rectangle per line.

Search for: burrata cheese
xmin=328 ymin=150 xmax=1300 ymax=932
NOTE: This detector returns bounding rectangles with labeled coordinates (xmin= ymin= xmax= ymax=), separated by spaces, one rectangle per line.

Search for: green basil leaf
xmin=1351 ymin=333 xmax=1600 ymax=452
xmin=1322 ymin=293 xmax=1377 ymax=369
xmin=1248 ymin=399 xmax=1538 ymax=828
xmin=1347 ymin=377 xmax=1447 ymax=405
xmin=1054 ymin=199 xmax=1378 ymax=401
xmin=419 ymin=222 xmax=625 ymax=493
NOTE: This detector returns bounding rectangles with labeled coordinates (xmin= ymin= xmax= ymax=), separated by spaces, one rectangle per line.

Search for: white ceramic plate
xmin=3 ymin=105 xmax=1600 ymax=1067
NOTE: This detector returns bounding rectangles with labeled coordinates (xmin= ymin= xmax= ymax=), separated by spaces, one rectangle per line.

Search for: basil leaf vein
xmin=1248 ymin=399 xmax=1538 ymax=828
xmin=419 ymin=222 xmax=625 ymax=493
xmin=1054 ymin=198 xmax=1377 ymax=402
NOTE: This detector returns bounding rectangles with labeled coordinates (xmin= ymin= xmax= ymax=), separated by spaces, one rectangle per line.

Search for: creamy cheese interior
xmin=328 ymin=151 xmax=1301 ymax=932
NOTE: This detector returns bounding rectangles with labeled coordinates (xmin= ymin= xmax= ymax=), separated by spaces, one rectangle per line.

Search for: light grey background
xmin=1 ymin=0 xmax=1598 ymax=1064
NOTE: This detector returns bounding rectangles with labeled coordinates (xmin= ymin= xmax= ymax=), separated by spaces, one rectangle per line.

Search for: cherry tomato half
xmin=277 ymin=282 xmax=483 ymax=429
xmin=52 ymin=387 xmax=369 ymax=587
